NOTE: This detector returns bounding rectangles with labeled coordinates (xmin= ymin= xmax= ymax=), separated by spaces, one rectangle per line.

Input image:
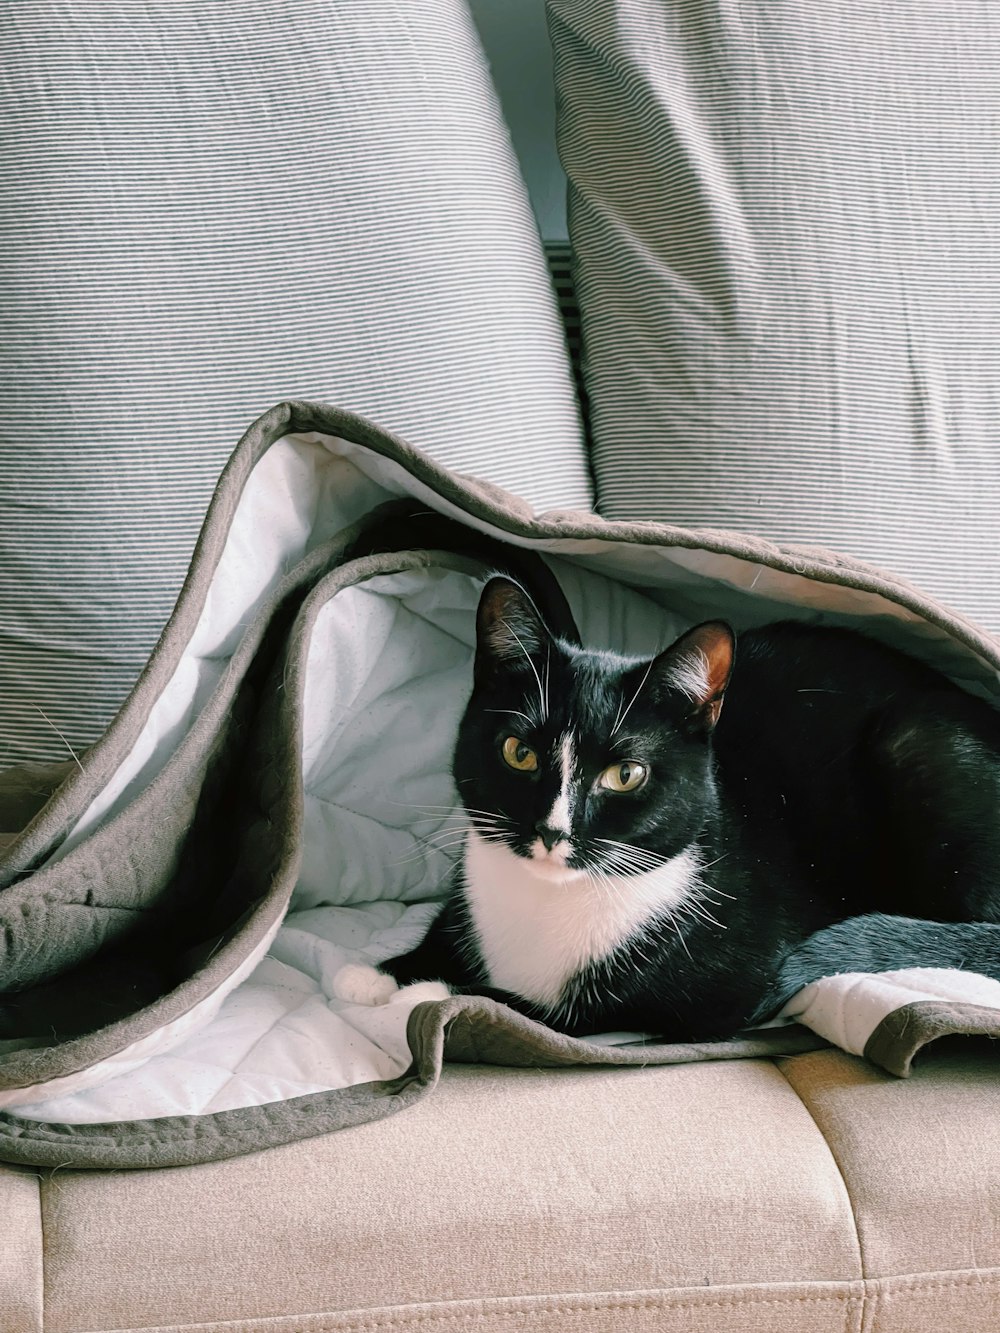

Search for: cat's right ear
xmin=475 ymin=577 xmax=549 ymax=679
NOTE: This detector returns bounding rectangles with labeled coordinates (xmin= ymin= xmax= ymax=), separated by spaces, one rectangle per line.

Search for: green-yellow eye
xmin=502 ymin=736 xmax=538 ymax=772
xmin=599 ymin=760 xmax=647 ymax=793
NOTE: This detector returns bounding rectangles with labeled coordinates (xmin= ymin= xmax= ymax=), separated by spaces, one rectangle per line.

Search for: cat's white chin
xmin=522 ymin=854 xmax=588 ymax=884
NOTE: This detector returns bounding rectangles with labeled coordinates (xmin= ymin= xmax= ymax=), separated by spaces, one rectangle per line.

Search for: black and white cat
xmin=336 ymin=576 xmax=1000 ymax=1040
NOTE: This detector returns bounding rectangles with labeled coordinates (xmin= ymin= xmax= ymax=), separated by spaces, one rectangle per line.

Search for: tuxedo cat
xmin=336 ymin=577 xmax=1000 ymax=1040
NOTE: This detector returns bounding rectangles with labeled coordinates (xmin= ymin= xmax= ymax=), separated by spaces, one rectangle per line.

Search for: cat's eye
xmin=501 ymin=736 xmax=538 ymax=772
xmin=599 ymin=761 xmax=647 ymax=793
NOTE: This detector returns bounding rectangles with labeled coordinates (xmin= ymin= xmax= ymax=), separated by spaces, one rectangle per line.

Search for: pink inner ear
xmin=477 ymin=577 xmax=546 ymax=660
xmin=683 ymin=623 xmax=734 ymax=703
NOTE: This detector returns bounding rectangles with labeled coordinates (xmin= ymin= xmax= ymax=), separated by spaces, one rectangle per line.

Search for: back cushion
xmin=0 ymin=0 xmax=589 ymax=765
xmin=547 ymin=0 xmax=1000 ymax=630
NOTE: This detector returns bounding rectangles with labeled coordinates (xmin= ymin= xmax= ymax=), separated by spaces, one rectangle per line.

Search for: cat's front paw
xmin=389 ymin=980 xmax=453 ymax=1005
xmin=332 ymin=962 xmax=399 ymax=1007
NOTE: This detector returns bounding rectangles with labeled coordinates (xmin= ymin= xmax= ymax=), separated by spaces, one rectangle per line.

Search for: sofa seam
xmin=770 ymin=1057 xmax=868 ymax=1282
xmin=872 ymin=1270 xmax=1000 ymax=1293
xmin=304 ymin=1290 xmax=863 ymax=1333
xmin=88 ymin=1272 xmax=1000 ymax=1333
xmin=34 ymin=1167 xmax=47 ymax=1333
xmin=273 ymin=1274 xmax=1000 ymax=1333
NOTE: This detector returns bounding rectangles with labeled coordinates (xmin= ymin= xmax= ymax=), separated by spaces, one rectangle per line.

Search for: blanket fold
xmin=0 ymin=399 xmax=996 ymax=1169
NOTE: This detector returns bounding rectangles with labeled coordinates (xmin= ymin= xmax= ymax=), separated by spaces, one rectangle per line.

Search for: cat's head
xmin=453 ymin=577 xmax=734 ymax=881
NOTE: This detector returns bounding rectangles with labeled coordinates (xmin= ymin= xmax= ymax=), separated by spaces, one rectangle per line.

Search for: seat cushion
xmin=779 ymin=1045 xmax=1000 ymax=1332
xmin=0 ymin=1162 xmax=42 ymax=1333
xmin=0 ymin=0 xmax=589 ymax=767
xmin=547 ymin=0 xmax=1000 ymax=631
xmin=24 ymin=1049 xmax=1000 ymax=1332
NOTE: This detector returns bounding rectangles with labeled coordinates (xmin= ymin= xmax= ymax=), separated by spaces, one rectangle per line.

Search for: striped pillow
xmin=548 ymin=0 xmax=1000 ymax=631
xmin=0 ymin=0 xmax=590 ymax=767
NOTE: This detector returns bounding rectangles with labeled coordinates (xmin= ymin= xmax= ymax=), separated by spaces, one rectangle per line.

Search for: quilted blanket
xmin=0 ymin=401 xmax=998 ymax=1170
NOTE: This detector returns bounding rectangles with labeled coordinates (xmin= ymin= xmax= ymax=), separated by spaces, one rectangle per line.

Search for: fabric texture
xmin=547 ymin=0 xmax=1000 ymax=630
xmin=781 ymin=968 xmax=1000 ymax=1076
xmin=0 ymin=1164 xmax=42 ymax=1333
xmin=0 ymin=400 xmax=998 ymax=1170
xmin=32 ymin=1062 xmax=863 ymax=1331
xmin=10 ymin=1052 xmax=1000 ymax=1332
xmin=0 ymin=0 xmax=589 ymax=767
xmin=778 ymin=1047 xmax=1000 ymax=1281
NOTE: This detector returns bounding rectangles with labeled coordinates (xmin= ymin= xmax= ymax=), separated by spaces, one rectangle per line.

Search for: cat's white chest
xmin=462 ymin=831 xmax=701 ymax=1008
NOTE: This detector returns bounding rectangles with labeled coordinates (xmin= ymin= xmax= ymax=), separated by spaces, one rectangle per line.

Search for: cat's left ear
xmin=653 ymin=621 xmax=735 ymax=731
xmin=475 ymin=576 xmax=550 ymax=679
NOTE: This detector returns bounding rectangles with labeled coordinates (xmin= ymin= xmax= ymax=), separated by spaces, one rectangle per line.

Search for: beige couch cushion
xmin=17 ymin=1049 xmax=1000 ymax=1332
xmin=0 ymin=1162 xmax=42 ymax=1332
xmin=779 ymin=1045 xmax=1000 ymax=1332
xmin=39 ymin=1060 xmax=858 ymax=1332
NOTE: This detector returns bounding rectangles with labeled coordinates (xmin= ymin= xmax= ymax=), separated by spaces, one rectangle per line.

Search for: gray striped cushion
xmin=0 ymin=0 xmax=590 ymax=767
xmin=548 ymin=0 xmax=1000 ymax=631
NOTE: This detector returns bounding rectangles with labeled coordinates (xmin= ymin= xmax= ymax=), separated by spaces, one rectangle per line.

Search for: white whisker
xmin=392 ymin=840 xmax=467 ymax=862
xmin=598 ymin=846 xmax=665 ymax=869
xmin=391 ymin=843 xmax=465 ymax=868
xmin=699 ymin=884 xmax=736 ymax=904
xmin=666 ymin=912 xmax=694 ymax=960
xmin=484 ymin=708 xmax=535 ymax=727
xmin=382 ymin=799 xmax=461 ymax=810
xmin=583 ymin=862 xmax=617 ymax=909
xmin=678 ymin=898 xmax=725 ymax=931
xmin=404 ymin=815 xmax=469 ymax=828
xmin=501 ymin=619 xmax=547 ymax=722
xmin=610 ymin=657 xmax=655 ymax=738
xmin=392 ymin=826 xmax=514 ymax=869
xmin=417 ymin=831 xmax=474 ymax=848
xmin=388 ymin=802 xmax=511 ymax=827
xmin=592 ymin=838 xmax=670 ymax=876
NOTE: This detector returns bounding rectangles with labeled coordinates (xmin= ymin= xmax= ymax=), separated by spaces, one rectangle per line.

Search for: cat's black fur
xmin=384 ymin=578 xmax=1000 ymax=1040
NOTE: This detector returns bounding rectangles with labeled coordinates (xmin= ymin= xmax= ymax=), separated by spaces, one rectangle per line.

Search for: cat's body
xmin=365 ymin=580 xmax=1000 ymax=1040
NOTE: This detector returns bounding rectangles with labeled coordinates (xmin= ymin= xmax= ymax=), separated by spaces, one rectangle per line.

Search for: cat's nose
xmin=534 ymin=822 xmax=562 ymax=851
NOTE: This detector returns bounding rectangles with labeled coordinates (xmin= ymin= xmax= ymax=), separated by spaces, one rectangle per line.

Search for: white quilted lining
xmin=779 ymin=967 xmax=1000 ymax=1056
xmin=8 ymin=432 xmax=1000 ymax=1121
